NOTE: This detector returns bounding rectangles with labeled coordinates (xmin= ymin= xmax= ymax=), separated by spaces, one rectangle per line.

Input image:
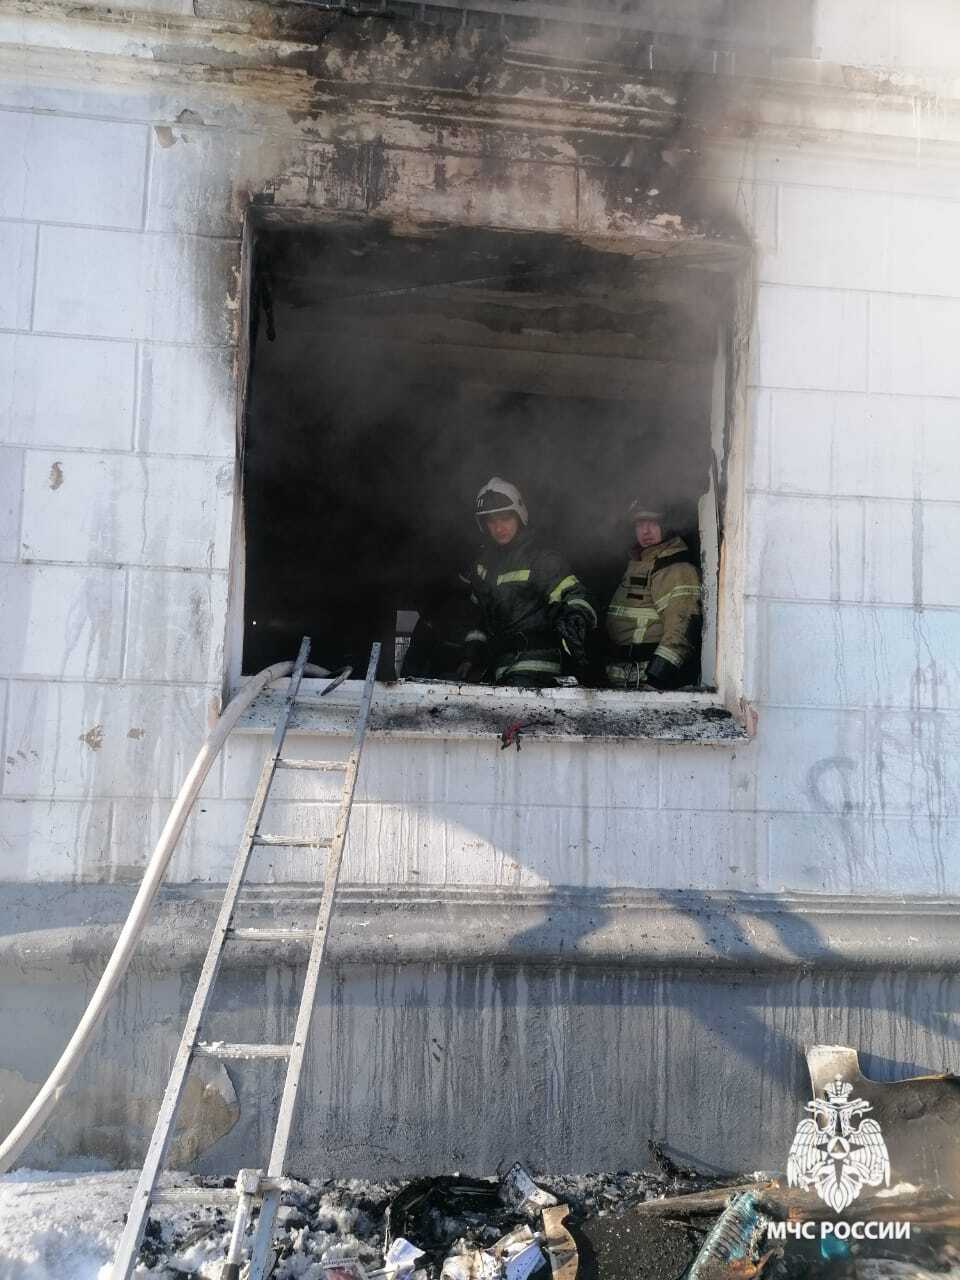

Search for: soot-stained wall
xmin=242 ymin=221 xmax=726 ymax=675
xmin=6 ymin=0 xmax=960 ymax=1177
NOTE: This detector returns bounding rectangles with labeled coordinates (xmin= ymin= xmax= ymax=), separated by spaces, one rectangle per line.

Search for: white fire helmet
xmin=475 ymin=476 xmax=529 ymax=530
xmin=627 ymin=497 xmax=666 ymax=523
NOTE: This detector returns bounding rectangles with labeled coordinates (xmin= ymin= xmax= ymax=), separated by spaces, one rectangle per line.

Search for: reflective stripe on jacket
xmin=465 ymin=530 xmax=596 ymax=680
xmin=604 ymin=535 xmax=701 ymax=670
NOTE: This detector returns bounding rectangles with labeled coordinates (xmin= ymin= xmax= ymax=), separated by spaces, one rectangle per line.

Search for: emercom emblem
xmin=787 ymin=1077 xmax=891 ymax=1212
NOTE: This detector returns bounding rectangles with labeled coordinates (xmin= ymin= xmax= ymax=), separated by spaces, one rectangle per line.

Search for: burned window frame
xmin=222 ymin=211 xmax=752 ymax=738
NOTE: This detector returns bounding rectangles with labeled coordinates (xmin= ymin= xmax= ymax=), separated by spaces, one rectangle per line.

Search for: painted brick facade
xmin=2 ymin=0 xmax=960 ymax=1174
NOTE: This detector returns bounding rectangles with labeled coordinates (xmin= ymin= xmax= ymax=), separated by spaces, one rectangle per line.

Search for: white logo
xmin=787 ymin=1077 xmax=891 ymax=1212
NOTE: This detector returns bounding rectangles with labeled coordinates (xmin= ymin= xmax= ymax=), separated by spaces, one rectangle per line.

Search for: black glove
xmin=557 ymin=612 xmax=589 ymax=665
xmin=644 ymin=653 xmax=679 ymax=691
xmin=457 ymin=637 xmax=488 ymax=683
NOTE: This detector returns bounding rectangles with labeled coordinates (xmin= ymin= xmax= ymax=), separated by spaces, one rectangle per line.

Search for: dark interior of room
xmin=241 ymin=219 xmax=727 ymax=680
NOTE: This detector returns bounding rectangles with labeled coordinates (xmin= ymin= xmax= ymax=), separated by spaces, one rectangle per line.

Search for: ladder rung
xmin=226 ymin=927 xmax=316 ymax=943
xmin=194 ymin=1042 xmax=293 ymax=1060
xmin=153 ymin=1187 xmax=245 ymax=1206
xmin=252 ymin=834 xmax=332 ymax=847
xmin=277 ymin=758 xmax=347 ymax=772
xmin=152 ymin=1176 xmax=294 ymax=1206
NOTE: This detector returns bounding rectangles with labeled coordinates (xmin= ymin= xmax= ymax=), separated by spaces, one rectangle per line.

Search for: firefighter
xmin=457 ymin=477 xmax=597 ymax=688
xmin=605 ymin=497 xmax=702 ymax=690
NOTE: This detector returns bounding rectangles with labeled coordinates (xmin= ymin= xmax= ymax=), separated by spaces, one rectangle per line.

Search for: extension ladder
xmin=112 ymin=636 xmax=381 ymax=1280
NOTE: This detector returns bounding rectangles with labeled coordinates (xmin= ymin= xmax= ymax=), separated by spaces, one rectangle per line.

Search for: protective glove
xmin=644 ymin=653 xmax=679 ymax=691
xmin=557 ymin=612 xmax=589 ymax=666
xmin=457 ymin=637 xmax=489 ymax=683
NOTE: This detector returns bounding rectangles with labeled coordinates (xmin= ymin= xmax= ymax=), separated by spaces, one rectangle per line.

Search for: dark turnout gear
xmin=465 ymin=527 xmax=597 ymax=687
xmin=556 ymin=610 xmax=589 ymax=666
xmin=643 ymin=652 xmax=680 ymax=691
xmin=605 ymin=535 xmax=701 ymax=690
xmin=456 ymin=627 xmax=489 ymax=682
xmin=401 ymin=573 xmax=478 ymax=680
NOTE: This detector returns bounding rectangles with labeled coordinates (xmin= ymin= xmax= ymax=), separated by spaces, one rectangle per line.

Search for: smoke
xmin=244 ymin=223 xmax=725 ymax=670
xmin=239 ymin=0 xmax=797 ymax=669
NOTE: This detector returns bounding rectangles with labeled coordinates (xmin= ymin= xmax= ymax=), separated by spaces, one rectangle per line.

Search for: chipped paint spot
xmin=154 ymin=125 xmax=176 ymax=148
xmin=79 ymin=725 xmax=104 ymax=751
xmin=48 ymin=461 xmax=63 ymax=490
xmin=127 ymin=727 xmax=145 ymax=740
xmin=0 ymin=1059 xmax=238 ymax=1168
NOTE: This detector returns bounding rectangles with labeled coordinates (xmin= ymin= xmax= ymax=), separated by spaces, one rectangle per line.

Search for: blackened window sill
xmin=236 ymin=678 xmax=747 ymax=743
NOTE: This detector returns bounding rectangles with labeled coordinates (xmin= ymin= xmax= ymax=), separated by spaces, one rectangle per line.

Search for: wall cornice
xmin=4 ymin=0 xmax=960 ymax=157
xmin=3 ymin=883 xmax=959 ymax=978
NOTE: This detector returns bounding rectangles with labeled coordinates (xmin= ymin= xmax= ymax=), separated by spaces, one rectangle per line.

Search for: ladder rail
xmin=0 ymin=656 xmax=330 ymax=1179
xmin=111 ymin=637 xmax=314 ymax=1280
xmin=247 ymin=641 xmax=381 ymax=1280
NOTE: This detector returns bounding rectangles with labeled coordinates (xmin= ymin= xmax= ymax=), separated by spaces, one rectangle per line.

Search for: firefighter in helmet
xmin=605 ymin=497 xmax=702 ymax=690
xmin=458 ymin=477 xmax=597 ymax=688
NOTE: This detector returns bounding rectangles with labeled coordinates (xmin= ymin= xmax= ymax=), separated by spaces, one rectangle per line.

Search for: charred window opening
xmin=240 ymin=220 xmax=733 ymax=692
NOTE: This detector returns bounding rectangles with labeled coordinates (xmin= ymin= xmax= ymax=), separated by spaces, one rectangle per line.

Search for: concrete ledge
xmin=2 ymin=883 xmax=958 ymax=977
xmin=238 ymin=678 xmax=747 ymax=743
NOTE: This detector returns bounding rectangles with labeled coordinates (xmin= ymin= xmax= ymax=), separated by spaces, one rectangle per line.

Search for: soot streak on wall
xmin=22 ymin=0 xmax=960 ymax=1177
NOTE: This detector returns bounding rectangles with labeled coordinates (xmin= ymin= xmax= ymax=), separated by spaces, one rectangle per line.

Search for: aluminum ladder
xmin=112 ymin=636 xmax=381 ymax=1280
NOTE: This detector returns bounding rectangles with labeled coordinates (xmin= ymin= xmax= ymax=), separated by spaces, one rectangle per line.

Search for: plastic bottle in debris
xmin=687 ymin=1192 xmax=773 ymax=1280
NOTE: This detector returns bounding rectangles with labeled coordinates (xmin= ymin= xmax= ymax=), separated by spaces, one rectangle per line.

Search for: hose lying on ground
xmin=0 ymin=659 xmax=333 ymax=1175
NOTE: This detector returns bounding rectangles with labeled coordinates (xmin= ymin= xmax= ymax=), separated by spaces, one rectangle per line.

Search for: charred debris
xmin=161 ymin=1147 xmax=960 ymax=1280
xmin=151 ymin=1048 xmax=960 ymax=1278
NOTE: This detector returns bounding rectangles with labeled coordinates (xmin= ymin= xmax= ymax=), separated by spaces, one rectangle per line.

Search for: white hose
xmin=0 ymin=659 xmax=329 ymax=1175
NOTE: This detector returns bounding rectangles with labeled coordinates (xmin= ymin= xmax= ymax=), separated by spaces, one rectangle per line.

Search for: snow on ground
xmin=7 ymin=1165 xmax=958 ymax=1280
xmin=0 ymin=1170 xmax=219 ymax=1280
xmin=0 ymin=1166 xmax=673 ymax=1280
xmin=0 ymin=1169 xmax=401 ymax=1280
xmin=0 ymin=1170 xmax=148 ymax=1280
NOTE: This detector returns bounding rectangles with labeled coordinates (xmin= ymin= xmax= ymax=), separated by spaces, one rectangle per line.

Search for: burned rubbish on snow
xmin=120 ymin=1149 xmax=960 ymax=1279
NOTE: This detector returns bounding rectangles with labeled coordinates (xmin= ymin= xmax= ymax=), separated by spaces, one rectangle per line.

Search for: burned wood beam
xmin=281 ymin=317 xmax=715 ymax=364
xmin=310 ymin=337 xmax=714 ymax=402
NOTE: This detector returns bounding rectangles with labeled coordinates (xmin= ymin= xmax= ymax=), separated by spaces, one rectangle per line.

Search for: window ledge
xmin=237 ymin=678 xmax=747 ymax=743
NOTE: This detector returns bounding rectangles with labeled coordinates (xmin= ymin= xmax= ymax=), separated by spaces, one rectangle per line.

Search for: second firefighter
xmin=605 ymin=496 xmax=702 ymax=690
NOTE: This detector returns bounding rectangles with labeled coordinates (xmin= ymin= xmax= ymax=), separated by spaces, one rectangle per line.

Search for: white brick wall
xmin=740 ymin=95 xmax=960 ymax=895
xmin=0 ymin=112 xmax=147 ymax=229
xmin=137 ymin=345 xmax=236 ymax=458
xmin=0 ymin=334 xmax=137 ymax=451
xmin=753 ymin=287 xmax=868 ymax=392
xmin=0 ymin=222 xmax=36 ymax=329
xmin=124 ymin=569 xmax=228 ymax=683
xmin=3 ymin=681 xmax=215 ymax=799
xmin=33 ymin=227 xmax=238 ymax=345
xmin=0 ymin=91 xmax=237 ymax=888
xmin=0 ymin=798 xmax=112 ymax=881
xmin=146 ymin=125 xmax=297 ymax=237
xmin=870 ymin=295 xmax=960 ymax=398
xmin=2 ymin=15 xmax=960 ymax=905
xmin=20 ymin=451 xmax=233 ymax=569
xmin=814 ymin=0 xmax=960 ymax=71
xmin=0 ymin=563 xmax=125 ymax=679
xmin=0 ymin=448 xmax=24 ymax=561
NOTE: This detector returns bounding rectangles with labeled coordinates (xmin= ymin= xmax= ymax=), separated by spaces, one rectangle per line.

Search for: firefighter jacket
xmin=465 ymin=530 xmax=597 ymax=683
xmin=605 ymin=535 xmax=701 ymax=678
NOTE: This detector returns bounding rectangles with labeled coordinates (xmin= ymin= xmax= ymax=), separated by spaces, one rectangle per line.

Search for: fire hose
xmin=0 ymin=658 xmax=342 ymax=1176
